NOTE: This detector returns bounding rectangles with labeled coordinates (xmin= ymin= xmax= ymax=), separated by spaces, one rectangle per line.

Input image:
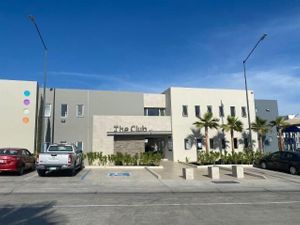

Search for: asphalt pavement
xmin=1 ymin=166 xmax=300 ymax=224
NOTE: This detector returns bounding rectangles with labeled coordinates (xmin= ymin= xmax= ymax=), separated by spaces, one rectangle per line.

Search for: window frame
xmin=219 ymin=105 xmax=224 ymax=117
xmin=207 ymin=105 xmax=213 ymax=114
xmin=241 ymin=106 xmax=247 ymax=118
xmin=182 ymin=105 xmax=188 ymax=117
xmin=76 ymin=104 xmax=84 ymax=118
xmin=195 ymin=105 xmax=200 ymax=118
xmin=61 ymin=104 xmax=68 ymax=118
xmin=230 ymin=106 xmax=236 ymax=117
xmin=44 ymin=103 xmax=52 ymax=118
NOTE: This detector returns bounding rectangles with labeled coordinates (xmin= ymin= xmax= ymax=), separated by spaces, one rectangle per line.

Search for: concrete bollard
xmin=232 ymin=165 xmax=244 ymax=178
xmin=208 ymin=166 xmax=220 ymax=180
xmin=182 ymin=168 xmax=194 ymax=180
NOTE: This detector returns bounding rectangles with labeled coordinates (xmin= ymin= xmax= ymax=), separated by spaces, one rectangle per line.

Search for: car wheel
xmin=261 ymin=161 xmax=267 ymax=169
xmin=289 ymin=166 xmax=297 ymax=175
xmin=69 ymin=167 xmax=76 ymax=176
xmin=80 ymin=160 xmax=84 ymax=170
xmin=18 ymin=166 xmax=25 ymax=176
xmin=31 ymin=164 xmax=36 ymax=171
xmin=37 ymin=170 xmax=46 ymax=177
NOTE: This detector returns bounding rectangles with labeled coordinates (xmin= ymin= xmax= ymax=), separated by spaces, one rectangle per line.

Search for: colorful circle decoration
xmin=22 ymin=117 xmax=29 ymax=124
xmin=23 ymin=99 xmax=30 ymax=106
xmin=24 ymin=90 xmax=31 ymax=97
xmin=23 ymin=109 xmax=30 ymax=115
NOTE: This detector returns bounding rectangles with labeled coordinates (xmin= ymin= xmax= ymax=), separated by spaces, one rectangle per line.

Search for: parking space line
xmin=80 ymin=169 xmax=91 ymax=180
xmin=24 ymin=173 xmax=38 ymax=181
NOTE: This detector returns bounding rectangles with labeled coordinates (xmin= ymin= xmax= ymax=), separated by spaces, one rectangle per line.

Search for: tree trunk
xmin=231 ymin=129 xmax=234 ymax=154
xmin=259 ymin=135 xmax=263 ymax=153
xmin=279 ymin=129 xmax=284 ymax=151
xmin=205 ymin=127 xmax=209 ymax=154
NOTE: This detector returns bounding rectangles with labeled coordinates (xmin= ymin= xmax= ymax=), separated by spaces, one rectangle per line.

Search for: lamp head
xmin=28 ymin=15 xmax=35 ymax=22
xmin=260 ymin=33 xmax=267 ymax=41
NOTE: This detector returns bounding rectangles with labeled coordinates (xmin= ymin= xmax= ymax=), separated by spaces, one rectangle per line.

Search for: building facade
xmin=0 ymin=79 xmax=38 ymax=152
xmin=2 ymin=79 xmax=281 ymax=159
xmin=254 ymin=99 xmax=279 ymax=152
xmin=41 ymin=86 xmax=259 ymax=162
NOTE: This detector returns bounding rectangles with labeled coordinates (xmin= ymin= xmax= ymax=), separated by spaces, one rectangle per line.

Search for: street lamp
xmin=243 ymin=33 xmax=267 ymax=150
xmin=28 ymin=15 xmax=48 ymax=153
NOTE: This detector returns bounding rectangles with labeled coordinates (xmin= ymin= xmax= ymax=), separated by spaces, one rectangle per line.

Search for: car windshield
xmin=0 ymin=149 xmax=18 ymax=155
xmin=48 ymin=146 xmax=73 ymax=152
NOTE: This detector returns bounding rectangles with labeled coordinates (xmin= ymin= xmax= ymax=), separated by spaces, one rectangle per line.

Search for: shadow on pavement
xmin=0 ymin=202 xmax=66 ymax=225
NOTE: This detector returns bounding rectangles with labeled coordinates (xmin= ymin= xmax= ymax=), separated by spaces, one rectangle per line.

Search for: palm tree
xmin=270 ymin=117 xmax=289 ymax=151
xmin=221 ymin=116 xmax=243 ymax=154
xmin=193 ymin=112 xmax=219 ymax=154
xmin=251 ymin=117 xmax=270 ymax=153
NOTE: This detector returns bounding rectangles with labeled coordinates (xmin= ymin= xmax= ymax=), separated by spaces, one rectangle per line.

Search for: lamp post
xmin=28 ymin=15 xmax=48 ymax=153
xmin=243 ymin=33 xmax=267 ymax=150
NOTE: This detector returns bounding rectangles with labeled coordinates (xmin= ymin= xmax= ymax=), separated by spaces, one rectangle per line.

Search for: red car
xmin=0 ymin=148 xmax=36 ymax=175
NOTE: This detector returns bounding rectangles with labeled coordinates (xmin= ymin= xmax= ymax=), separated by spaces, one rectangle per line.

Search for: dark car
xmin=259 ymin=151 xmax=300 ymax=175
xmin=0 ymin=148 xmax=35 ymax=175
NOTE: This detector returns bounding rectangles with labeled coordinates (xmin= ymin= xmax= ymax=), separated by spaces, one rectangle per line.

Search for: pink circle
xmin=23 ymin=99 xmax=30 ymax=106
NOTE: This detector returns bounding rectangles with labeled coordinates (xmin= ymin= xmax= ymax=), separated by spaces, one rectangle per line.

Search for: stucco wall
xmin=168 ymin=87 xmax=258 ymax=162
xmin=92 ymin=116 xmax=172 ymax=157
xmin=0 ymin=79 xmax=37 ymax=153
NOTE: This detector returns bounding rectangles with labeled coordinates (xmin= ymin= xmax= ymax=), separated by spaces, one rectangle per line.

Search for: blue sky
xmin=0 ymin=0 xmax=300 ymax=115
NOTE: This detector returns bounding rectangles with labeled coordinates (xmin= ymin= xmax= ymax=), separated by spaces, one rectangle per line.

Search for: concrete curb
xmin=85 ymin=166 xmax=164 ymax=169
xmin=179 ymin=162 xmax=254 ymax=169
xmin=218 ymin=166 xmax=266 ymax=179
xmin=145 ymin=167 xmax=162 ymax=180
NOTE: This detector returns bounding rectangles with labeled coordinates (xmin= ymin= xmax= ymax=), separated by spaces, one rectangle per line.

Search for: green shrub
xmin=83 ymin=151 xmax=162 ymax=166
xmin=197 ymin=150 xmax=269 ymax=165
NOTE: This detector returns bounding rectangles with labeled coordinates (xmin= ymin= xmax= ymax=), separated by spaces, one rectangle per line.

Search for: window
xmin=61 ymin=104 xmax=68 ymax=118
xmin=234 ymin=138 xmax=238 ymax=149
xmin=195 ymin=105 xmax=200 ymax=117
xmin=219 ymin=106 xmax=224 ymax=117
xmin=230 ymin=106 xmax=236 ymax=117
xmin=209 ymin=138 xmax=214 ymax=149
xmin=76 ymin=104 xmax=84 ymax=117
xmin=207 ymin=105 xmax=212 ymax=114
xmin=144 ymin=108 xmax=165 ymax=116
xmin=44 ymin=104 xmax=52 ymax=117
xmin=244 ymin=138 xmax=249 ymax=148
xmin=196 ymin=138 xmax=202 ymax=150
xmin=222 ymin=139 xmax=226 ymax=149
xmin=76 ymin=141 xmax=83 ymax=151
xmin=241 ymin=107 xmax=247 ymax=118
xmin=182 ymin=105 xmax=188 ymax=117
xmin=159 ymin=108 xmax=165 ymax=116
xmin=184 ymin=139 xmax=192 ymax=150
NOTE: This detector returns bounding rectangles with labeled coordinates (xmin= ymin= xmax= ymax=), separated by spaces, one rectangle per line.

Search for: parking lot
xmin=1 ymin=163 xmax=300 ymax=194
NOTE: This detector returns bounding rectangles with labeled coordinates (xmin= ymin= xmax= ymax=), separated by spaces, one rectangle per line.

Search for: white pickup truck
xmin=36 ymin=144 xmax=84 ymax=176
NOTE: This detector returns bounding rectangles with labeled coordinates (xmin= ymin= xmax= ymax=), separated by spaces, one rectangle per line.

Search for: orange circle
xmin=22 ymin=117 xmax=29 ymax=124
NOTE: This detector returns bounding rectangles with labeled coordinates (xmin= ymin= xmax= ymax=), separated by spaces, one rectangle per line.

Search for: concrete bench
xmin=232 ymin=165 xmax=244 ymax=178
xmin=182 ymin=168 xmax=194 ymax=180
xmin=208 ymin=166 xmax=220 ymax=180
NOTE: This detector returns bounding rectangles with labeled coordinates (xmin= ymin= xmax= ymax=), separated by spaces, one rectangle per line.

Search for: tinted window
xmin=270 ymin=152 xmax=281 ymax=160
xmin=0 ymin=149 xmax=19 ymax=155
xmin=48 ymin=146 xmax=73 ymax=152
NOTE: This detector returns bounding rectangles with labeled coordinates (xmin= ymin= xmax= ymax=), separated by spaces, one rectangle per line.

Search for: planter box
xmin=208 ymin=166 xmax=220 ymax=180
xmin=182 ymin=168 xmax=194 ymax=180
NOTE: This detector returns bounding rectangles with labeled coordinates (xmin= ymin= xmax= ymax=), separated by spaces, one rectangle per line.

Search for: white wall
xmin=169 ymin=87 xmax=257 ymax=162
xmin=0 ymin=79 xmax=37 ymax=153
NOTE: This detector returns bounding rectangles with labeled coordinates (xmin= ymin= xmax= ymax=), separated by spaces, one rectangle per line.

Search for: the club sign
xmin=113 ymin=125 xmax=148 ymax=133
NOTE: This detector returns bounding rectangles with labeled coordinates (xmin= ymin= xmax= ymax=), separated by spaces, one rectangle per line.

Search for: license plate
xmin=0 ymin=159 xmax=5 ymax=163
xmin=48 ymin=167 xmax=57 ymax=171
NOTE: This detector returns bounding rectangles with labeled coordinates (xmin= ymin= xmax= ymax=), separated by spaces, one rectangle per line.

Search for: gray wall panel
xmin=255 ymin=99 xmax=279 ymax=152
